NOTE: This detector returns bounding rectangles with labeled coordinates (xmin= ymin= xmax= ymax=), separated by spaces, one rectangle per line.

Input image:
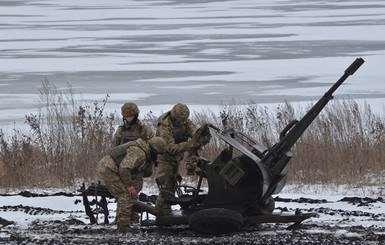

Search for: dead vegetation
xmin=1 ymin=80 xmax=385 ymax=189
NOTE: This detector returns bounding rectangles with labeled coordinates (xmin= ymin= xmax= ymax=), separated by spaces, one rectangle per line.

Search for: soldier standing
xmin=112 ymin=102 xmax=154 ymax=147
xmin=154 ymin=103 xmax=208 ymax=214
xmin=112 ymin=102 xmax=155 ymax=223
xmin=97 ymin=137 xmax=167 ymax=233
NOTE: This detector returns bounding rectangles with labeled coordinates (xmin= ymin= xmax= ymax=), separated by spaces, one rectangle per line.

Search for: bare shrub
xmin=1 ymin=81 xmax=385 ymax=189
xmin=0 ymin=80 xmax=116 ymax=188
xmin=275 ymin=100 xmax=385 ymax=186
xmin=193 ymin=100 xmax=385 ymax=188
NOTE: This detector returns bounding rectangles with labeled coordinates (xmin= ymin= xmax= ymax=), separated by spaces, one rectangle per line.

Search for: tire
xmin=188 ymin=208 xmax=243 ymax=234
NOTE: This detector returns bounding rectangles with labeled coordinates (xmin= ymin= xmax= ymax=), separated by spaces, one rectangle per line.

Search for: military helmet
xmin=121 ymin=102 xmax=140 ymax=117
xmin=148 ymin=137 xmax=167 ymax=154
xmin=170 ymin=103 xmax=190 ymax=121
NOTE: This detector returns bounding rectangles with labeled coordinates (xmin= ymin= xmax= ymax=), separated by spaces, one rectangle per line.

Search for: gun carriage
xmin=79 ymin=58 xmax=365 ymax=234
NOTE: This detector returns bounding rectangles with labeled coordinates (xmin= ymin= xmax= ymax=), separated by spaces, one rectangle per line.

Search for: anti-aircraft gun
xmin=79 ymin=58 xmax=364 ymax=234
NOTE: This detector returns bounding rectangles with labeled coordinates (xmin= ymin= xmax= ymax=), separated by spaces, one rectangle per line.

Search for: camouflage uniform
xmin=112 ymin=102 xmax=154 ymax=147
xmin=98 ymin=137 xmax=166 ymax=232
xmin=111 ymin=102 xmax=154 ymax=222
xmin=154 ymin=103 xmax=198 ymax=213
xmin=112 ymin=121 xmax=154 ymax=147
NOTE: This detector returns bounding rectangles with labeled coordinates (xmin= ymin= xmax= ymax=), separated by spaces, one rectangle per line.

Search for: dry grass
xmin=291 ymin=100 xmax=385 ymax=186
xmin=0 ymin=80 xmax=116 ymax=188
xmin=1 ymin=80 xmax=385 ymax=189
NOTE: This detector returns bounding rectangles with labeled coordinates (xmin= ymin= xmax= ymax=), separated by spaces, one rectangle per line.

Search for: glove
xmin=197 ymin=126 xmax=211 ymax=146
xmin=198 ymin=134 xmax=211 ymax=146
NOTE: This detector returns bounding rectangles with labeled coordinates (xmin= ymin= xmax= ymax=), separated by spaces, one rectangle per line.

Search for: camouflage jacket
xmin=156 ymin=111 xmax=197 ymax=162
xmin=106 ymin=138 xmax=152 ymax=187
xmin=112 ymin=119 xmax=154 ymax=147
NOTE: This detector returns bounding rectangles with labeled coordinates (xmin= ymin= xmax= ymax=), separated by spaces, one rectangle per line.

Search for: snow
xmin=0 ymin=185 xmax=384 ymax=245
xmin=1 ymin=184 xmax=385 ymax=232
xmin=0 ymin=195 xmax=84 ymax=229
xmin=1 ymin=0 xmax=385 ymax=242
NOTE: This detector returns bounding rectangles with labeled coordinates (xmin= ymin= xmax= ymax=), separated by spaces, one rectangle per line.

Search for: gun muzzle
xmin=345 ymin=57 xmax=365 ymax=75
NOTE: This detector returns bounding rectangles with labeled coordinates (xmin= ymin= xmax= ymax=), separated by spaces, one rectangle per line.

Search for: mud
xmin=1 ymin=192 xmax=385 ymax=244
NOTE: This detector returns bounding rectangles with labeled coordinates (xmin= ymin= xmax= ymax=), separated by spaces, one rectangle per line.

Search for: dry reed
xmin=1 ymin=80 xmax=385 ymax=190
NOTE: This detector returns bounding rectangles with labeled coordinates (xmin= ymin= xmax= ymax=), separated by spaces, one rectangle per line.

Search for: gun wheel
xmin=188 ymin=208 xmax=243 ymax=234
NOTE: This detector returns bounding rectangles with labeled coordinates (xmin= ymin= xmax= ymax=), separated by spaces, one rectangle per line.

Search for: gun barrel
xmin=346 ymin=57 xmax=365 ymax=75
xmin=262 ymin=57 xmax=365 ymax=170
xmin=325 ymin=57 xmax=365 ymax=97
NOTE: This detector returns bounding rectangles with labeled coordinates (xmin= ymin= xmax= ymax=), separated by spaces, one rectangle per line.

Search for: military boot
xmin=117 ymin=225 xmax=132 ymax=233
xmin=130 ymin=212 xmax=140 ymax=224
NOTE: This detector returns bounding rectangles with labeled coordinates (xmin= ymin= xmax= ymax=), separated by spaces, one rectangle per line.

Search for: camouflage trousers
xmin=130 ymin=177 xmax=143 ymax=223
xmin=97 ymin=156 xmax=143 ymax=227
xmin=155 ymin=160 xmax=179 ymax=213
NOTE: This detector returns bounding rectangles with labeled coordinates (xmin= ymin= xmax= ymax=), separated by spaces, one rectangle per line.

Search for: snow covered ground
xmin=1 ymin=184 xmax=385 ymax=244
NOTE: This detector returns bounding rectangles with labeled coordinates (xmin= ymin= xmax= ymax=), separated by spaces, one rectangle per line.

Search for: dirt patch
xmin=2 ymin=219 xmax=384 ymax=244
xmin=1 ymin=193 xmax=385 ymax=244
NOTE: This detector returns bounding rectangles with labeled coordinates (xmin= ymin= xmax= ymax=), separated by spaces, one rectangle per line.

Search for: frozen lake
xmin=1 ymin=0 xmax=385 ymax=132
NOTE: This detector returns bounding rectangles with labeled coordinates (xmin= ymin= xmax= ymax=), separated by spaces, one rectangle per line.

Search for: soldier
xmin=97 ymin=137 xmax=167 ymax=233
xmin=112 ymin=102 xmax=154 ymax=147
xmin=112 ymin=102 xmax=155 ymax=223
xmin=154 ymin=103 xmax=209 ymax=214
